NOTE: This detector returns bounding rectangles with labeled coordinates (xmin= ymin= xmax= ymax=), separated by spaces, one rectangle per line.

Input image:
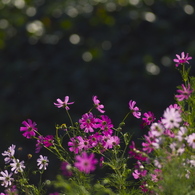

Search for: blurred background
xmin=1 ymin=0 xmax=195 ymax=187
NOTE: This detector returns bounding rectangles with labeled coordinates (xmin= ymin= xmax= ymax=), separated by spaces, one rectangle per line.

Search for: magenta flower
xmin=141 ymin=111 xmax=155 ymax=127
xmin=20 ymin=119 xmax=37 ymax=139
xmin=60 ymin=161 xmax=72 ymax=177
xmin=54 ymin=96 xmax=74 ymax=110
xmin=74 ymin=152 xmax=98 ymax=174
xmin=88 ymin=133 xmax=103 ymax=148
xmin=173 ymin=52 xmax=192 ymax=67
xmin=43 ymin=135 xmax=54 ymax=147
xmin=97 ymin=115 xmax=113 ymax=136
xmin=129 ymin=100 xmax=141 ymax=119
xmin=79 ymin=112 xmax=98 ymax=133
xmin=129 ymin=141 xmax=148 ymax=162
xmin=161 ymin=107 xmax=182 ymax=129
xmin=93 ymin=96 xmax=105 ymax=113
xmin=175 ymin=83 xmax=193 ymax=101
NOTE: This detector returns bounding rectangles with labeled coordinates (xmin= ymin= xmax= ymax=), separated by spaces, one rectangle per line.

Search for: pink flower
xmin=20 ymin=119 xmax=37 ymax=139
xmin=74 ymin=152 xmax=98 ymax=174
xmin=161 ymin=107 xmax=182 ymax=129
xmin=102 ymin=135 xmax=120 ymax=149
xmin=93 ymin=96 xmax=105 ymax=113
xmin=68 ymin=137 xmax=80 ymax=154
xmin=88 ymin=133 xmax=103 ymax=148
xmin=186 ymin=133 xmax=195 ymax=149
xmin=54 ymin=96 xmax=74 ymax=110
xmin=35 ymin=136 xmax=44 ymax=153
xmin=175 ymin=83 xmax=193 ymax=101
xmin=77 ymin=136 xmax=91 ymax=151
xmin=79 ymin=112 xmax=98 ymax=133
xmin=129 ymin=100 xmax=141 ymax=119
xmin=169 ymin=104 xmax=182 ymax=112
xmin=96 ymin=115 xmax=113 ymax=136
xmin=142 ymin=135 xmax=156 ymax=154
xmin=173 ymin=52 xmax=192 ymax=67
xmin=132 ymin=169 xmax=147 ymax=179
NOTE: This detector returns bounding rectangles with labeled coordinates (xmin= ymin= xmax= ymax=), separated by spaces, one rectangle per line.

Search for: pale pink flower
xmin=186 ymin=133 xmax=195 ymax=149
xmin=161 ymin=107 xmax=182 ymax=129
xmin=74 ymin=152 xmax=98 ymax=174
xmin=150 ymin=122 xmax=164 ymax=137
xmin=92 ymin=96 xmax=105 ymax=113
xmin=175 ymin=126 xmax=187 ymax=141
xmin=175 ymin=83 xmax=193 ymax=101
xmin=173 ymin=52 xmax=192 ymax=67
xmin=129 ymin=100 xmax=141 ymax=119
xmin=54 ymin=96 xmax=74 ymax=110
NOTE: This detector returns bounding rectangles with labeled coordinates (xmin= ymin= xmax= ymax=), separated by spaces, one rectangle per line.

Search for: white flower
xmin=2 ymin=145 xmax=16 ymax=164
xmin=37 ymin=155 xmax=49 ymax=170
xmin=10 ymin=159 xmax=25 ymax=174
xmin=0 ymin=170 xmax=14 ymax=188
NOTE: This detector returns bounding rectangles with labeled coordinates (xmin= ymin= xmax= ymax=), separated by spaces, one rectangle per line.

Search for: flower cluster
xmin=0 ymin=144 xmax=49 ymax=194
xmin=0 ymin=52 xmax=194 ymax=195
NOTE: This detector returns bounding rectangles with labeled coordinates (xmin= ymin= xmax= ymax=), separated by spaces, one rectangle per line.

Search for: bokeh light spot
xmin=26 ymin=7 xmax=37 ymax=17
xmin=69 ymin=34 xmax=80 ymax=44
xmin=161 ymin=56 xmax=171 ymax=67
xmin=184 ymin=5 xmax=194 ymax=15
xmin=146 ymin=63 xmax=160 ymax=75
xmin=82 ymin=52 xmax=93 ymax=62
xmin=143 ymin=12 xmax=156 ymax=22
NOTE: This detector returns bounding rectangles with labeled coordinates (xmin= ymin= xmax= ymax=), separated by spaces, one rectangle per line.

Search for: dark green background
xmin=0 ymin=0 xmax=195 ymax=187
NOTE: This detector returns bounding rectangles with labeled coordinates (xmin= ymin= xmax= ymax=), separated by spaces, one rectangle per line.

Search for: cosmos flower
xmin=173 ymin=52 xmax=192 ymax=67
xmin=74 ymin=152 xmax=98 ymax=174
xmin=54 ymin=96 xmax=74 ymax=110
